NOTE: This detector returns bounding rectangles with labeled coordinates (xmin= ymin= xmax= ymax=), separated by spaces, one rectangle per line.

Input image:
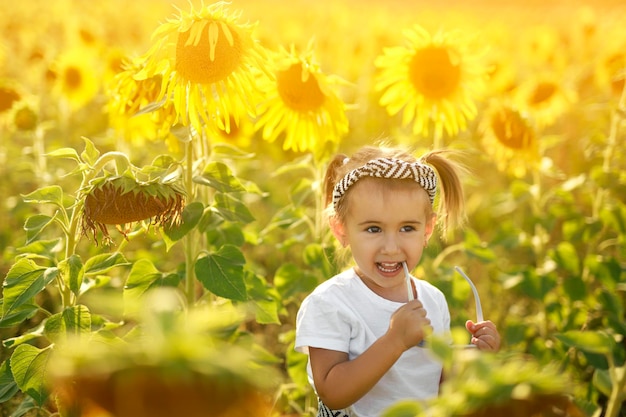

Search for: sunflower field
xmin=0 ymin=0 xmax=625 ymax=416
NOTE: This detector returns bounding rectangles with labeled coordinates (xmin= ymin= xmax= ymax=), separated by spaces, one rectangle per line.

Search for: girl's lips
xmin=377 ymin=262 xmax=402 ymax=273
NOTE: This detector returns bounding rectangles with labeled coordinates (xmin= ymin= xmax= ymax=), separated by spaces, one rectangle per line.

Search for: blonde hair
xmin=323 ymin=145 xmax=467 ymax=235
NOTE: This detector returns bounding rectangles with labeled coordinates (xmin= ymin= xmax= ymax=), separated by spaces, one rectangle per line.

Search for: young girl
xmin=295 ymin=145 xmax=500 ymax=417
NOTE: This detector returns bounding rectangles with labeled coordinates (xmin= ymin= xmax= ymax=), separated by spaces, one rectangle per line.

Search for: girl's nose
xmin=381 ymin=234 xmax=400 ymax=254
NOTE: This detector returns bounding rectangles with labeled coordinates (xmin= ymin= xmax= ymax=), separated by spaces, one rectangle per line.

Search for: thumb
xmin=465 ymin=320 xmax=476 ymax=333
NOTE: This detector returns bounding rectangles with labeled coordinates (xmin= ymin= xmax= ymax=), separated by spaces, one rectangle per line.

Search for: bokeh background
xmin=1 ymin=0 xmax=625 ymax=416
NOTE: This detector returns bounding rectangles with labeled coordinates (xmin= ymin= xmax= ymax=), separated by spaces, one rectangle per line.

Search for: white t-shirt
xmin=295 ymin=268 xmax=450 ymax=417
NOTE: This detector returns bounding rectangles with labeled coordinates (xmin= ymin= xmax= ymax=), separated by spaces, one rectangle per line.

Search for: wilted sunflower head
xmin=80 ymin=173 xmax=185 ymax=245
xmin=255 ymin=42 xmax=349 ymax=159
xmin=375 ymin=24 xmax=488 ymax=139
xmin=137 ymin=1 xmax=270 ymax=136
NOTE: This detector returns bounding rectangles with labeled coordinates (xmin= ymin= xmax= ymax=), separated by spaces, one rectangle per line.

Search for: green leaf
xmin=380 ymin=400 xmax=423 ymax=417
xmin=554 ymin=242 xmax=580 ymax=275
xmin=284 ymin=332 xmax=309 ymax=389
xmin=246 ymin=272 xmax=280 ymax=324
xmin=123 ymin=259 xmax=181 ymax=315
xmin=290 ymin=178 xmax=316 ymax=206
xmin=58 ymin=254 xmax=84 ymax=296
xmin=519 ymin=270 xmax=556 ymax=301
xmin=0 ymin=302 xmax=38 ymax=329
xmin=80 ymin=137 xmax=100 ymax=166
xmin=195 ymin=245 xmax=247 ymax=301
xmin=163 ymin=201 xmax=204 ymax=244
xmin=212 ymin=143 xmax=256 ymax=159
xmin=43 ymin=305 xmax=92 ymax=343
xmin=0 ymin=359 xmax=19 ymax=403
xmin=23 ymin=215 xmax=56 ymax=244
xmin=83 ymin=252 xmax=129 ymax=276
xmin=21 ymin=186 xmax=64 ymax=208
xmin=206 ymin=220 xmax=245 ymax=248
xmin=603 ymin=204 xmax=626 ymax=234
xmin=213 ymin=193 xmax=255 ymax=224
xmin=16 ymin=238 xmax=63 ymax=259
xmin=274 ymin=263 xmax=318 ymax=301
xmin=10 ymin=344 xmax=51 ymax=406
xmin=253 ymin=299 xmax=280 ymax=325
xmin=272 ymin=154 xmax=314 ymax=177
xmin=555 ymin=330 xmax=613 ymax=355
xmin=194 ymin=161 xmax=246 ymax=193
xmin=592 ymin=368 xmax=612 ymax=397
xmin=2 ymin=322 xmax=45 ymax=348
xmin=563 ymin=275 xmax=586 ymax=301
xmin=8 ymin=395 xmax=38 ymax=417
xmin=1 ymin=259 xmax=48 ymax=320
xmin=45 ymin=147 xmax=81 ymax=161
xmin=463 ymin=229 xmax=496 ymax=262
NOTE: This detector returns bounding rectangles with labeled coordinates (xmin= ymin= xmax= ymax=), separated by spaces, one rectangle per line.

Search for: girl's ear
xmin=425 ymin=214 xmax=437 ymax=242
xmin=330 ymin=217 xmax=348 ymax=247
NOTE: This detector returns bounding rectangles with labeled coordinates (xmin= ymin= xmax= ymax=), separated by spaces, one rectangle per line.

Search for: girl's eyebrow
xmin=357 ymin=220 xmax=381 ymax=226
xmin=356 ymin=219 xmax=423 ymax=226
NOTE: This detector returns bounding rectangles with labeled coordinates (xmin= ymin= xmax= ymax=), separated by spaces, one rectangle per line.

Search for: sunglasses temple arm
xmin=454 ymin=266 xmax=484 ymax=323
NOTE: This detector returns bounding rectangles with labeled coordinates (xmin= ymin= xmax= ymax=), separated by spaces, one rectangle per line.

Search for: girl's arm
xmin=310 ymin=299 xmax=430 ymax=410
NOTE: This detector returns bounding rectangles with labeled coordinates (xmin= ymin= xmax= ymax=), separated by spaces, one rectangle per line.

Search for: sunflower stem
xmin=61 ymin=151 xmax=134 ymax=308
xmin=184 ymin=139 xmax=196 ymax=306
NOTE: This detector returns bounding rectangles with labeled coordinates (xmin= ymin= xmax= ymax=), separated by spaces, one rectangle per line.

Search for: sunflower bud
xmin=81 ymin=176 xmax=185 ymax=245
xmin=13 ymin=103 xmax=38 ymax=131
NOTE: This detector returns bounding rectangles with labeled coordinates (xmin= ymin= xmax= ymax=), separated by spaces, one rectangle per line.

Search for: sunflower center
xmin=528 ymin=82 xmax=556 ymax=106
xmin=0 ymin=87 xmax=20 ymax=113
xmin=176 ymin=19 xmax=243 ymax=84
xmin=490 ymin=108 xmax=534 ymax=150
xmin=64 ymin=67 xmax=83 ymax=90
xmin=408 ymin=46 xmax=461 ymax=100
xmin=276 ymin=63 xmax=325 ymax=112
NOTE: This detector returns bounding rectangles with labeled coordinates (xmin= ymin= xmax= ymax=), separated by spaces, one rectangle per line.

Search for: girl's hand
xmin=466 ymin=320 xmax=500 ymax=352
xmin=387 ymin=299 xmax=432 ymax=350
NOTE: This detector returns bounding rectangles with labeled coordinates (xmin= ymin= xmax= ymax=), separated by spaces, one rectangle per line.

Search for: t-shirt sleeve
xmin=294 ymin=293 xmax=352 ymax=355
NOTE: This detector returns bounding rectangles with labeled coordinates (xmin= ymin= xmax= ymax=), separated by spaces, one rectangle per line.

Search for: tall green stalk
xmin=601 ymin=69 xmax=626 ymax=417
xmin=61 ymin=151 xmax=131 ymax=308
xmin=184 ymin=139 xmax=196 ymax=306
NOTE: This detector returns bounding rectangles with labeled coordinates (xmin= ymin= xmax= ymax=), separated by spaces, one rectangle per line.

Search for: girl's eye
xmin=365 ymin=226 xmax=381 ymax=233
xmin=401 ymin=225 xmax=416 ymax=232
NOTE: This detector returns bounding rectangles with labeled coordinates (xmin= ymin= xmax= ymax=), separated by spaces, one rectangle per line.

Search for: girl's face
xmin=333 ymin=179 xmax=435 ymax=302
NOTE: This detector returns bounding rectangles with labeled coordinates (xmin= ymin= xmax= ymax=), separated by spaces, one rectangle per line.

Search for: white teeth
xmin=378 ymin=262 xmax=400 ymax=273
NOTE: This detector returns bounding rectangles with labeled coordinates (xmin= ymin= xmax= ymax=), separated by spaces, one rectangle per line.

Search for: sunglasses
xmin=403 ymin=263 xmax=483 ymax=348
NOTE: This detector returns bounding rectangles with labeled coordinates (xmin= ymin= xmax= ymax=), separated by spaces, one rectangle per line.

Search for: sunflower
xmin=254 ymin=42 xmax=349 ymax=158
xmin=594 ymin=47 xmax=626 ymax=99
xmin=81 ymin=173 xmax=185 ymax=246
xmin=10 ymin=97 xmax=39 ymax=132
xmin=479 ymin=103 xmax=540 ymax=177
xmin=375 ymin=24 xmax=488 ymax=140
xmin=50 ymin=48 xmax=100 ymax=110
xmin=512 ymin=75 xmax=576 ymax=129
xmin=0 ymin=80 xmax=22 ymax=115
xmin=136 ymin=1 xmax=270 ymax=137
xmin=107 ymin=57 xmax=180 ymax=153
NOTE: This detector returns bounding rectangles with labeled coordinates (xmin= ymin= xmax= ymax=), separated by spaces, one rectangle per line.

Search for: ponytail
xmin=421 ymin=149 xmax=467 ymax=235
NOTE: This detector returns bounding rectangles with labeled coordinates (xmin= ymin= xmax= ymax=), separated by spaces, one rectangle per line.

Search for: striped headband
xmin=332 ymin=157 xmax=437 ymax=210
